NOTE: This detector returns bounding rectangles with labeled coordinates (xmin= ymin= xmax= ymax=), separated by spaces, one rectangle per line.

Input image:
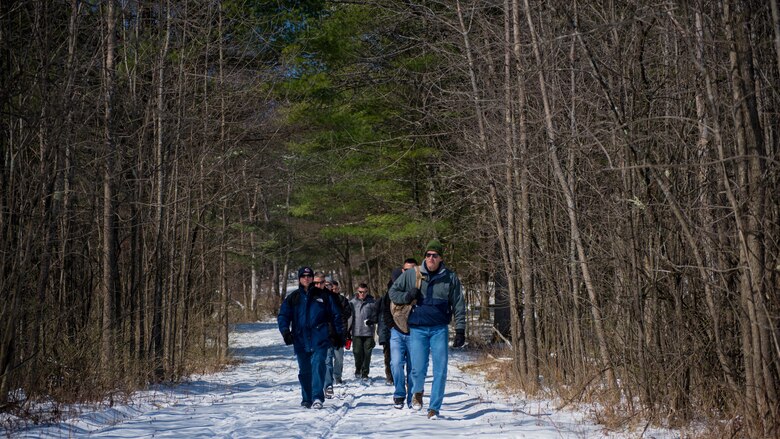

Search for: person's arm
xmin=381 ymin=294 xmax=395 ymax=329
xmin=277 ymin=297 xmax=294 ymax=345
xmin=450 ymin=275 xmax=466 ymax=331
xmin=330 ymin=295 xmax=344 ymax=336
xmin=388 ymin=269 xmax=415 ymax=304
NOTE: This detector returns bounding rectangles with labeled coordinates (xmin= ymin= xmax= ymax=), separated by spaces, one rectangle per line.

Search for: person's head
xmin=390 ymin=267 xmax=404 ymax=285
xmin=313 ymin=272 xmax=326 ymax=289
xmin=331 ymin=280 xmax=341 ymax=294
xmin=402 ymin=258 xmax=418 ymax=272
xmin=423 ymin=239 xmax=443 ymax=271
xmin=356 ymin=283 xmax=369 ymax=299
xmin=298 ymin=266 xmax=314 ymax=287
xmin=324 ymin=281 xmax=333 ymax=291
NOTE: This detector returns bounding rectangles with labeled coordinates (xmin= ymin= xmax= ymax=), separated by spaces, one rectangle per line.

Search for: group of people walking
xmin=277 ymin=239 xmax=466 ymax=420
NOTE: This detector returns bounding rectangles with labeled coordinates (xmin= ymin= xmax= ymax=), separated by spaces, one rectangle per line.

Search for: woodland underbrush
xmin=464 ymin=344 xmax=748 ymax=439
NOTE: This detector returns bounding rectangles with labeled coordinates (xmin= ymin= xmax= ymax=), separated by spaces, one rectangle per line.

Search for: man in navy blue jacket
xmin=278 ymin=266 xmax=345 ymax=409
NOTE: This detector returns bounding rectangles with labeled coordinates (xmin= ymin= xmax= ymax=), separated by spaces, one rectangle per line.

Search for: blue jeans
xmin=296 ymin=347 xmax=328 ymax=404
xmin=334 ymin=346 xmax=344 ymax=380
xmin=390 ymin=328 xmax=413 ymax=405
xmin=324 ymin=346 xmax=345 ymax=389
xmin=410 ymin=324 xmax=448 ymax=412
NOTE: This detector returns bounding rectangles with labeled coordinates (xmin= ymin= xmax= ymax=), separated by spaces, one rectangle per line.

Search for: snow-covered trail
xmin=20 ymin=321 xmax=676 ymax=438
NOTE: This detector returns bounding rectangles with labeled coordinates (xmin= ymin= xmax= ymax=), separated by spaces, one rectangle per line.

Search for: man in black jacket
xmin=384 ymin=258 xmax=417 ymax=408
xmin=377 ymin=277 xmax=394 ymax=386
xmin=324 ymin=279 xmax=352 ymax=396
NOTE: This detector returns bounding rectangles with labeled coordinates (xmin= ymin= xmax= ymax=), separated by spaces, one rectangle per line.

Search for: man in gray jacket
xmin=350 ymin=283 xmax=379 ymax=381
xmin=388 ymin=239 xmax=465 ymax=419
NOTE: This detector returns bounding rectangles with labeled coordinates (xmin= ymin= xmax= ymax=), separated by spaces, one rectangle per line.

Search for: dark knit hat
xmin=424 ymin=239 xmax=444 ymax=256
xmin=298 ymin=266 xmax=314 ymax=278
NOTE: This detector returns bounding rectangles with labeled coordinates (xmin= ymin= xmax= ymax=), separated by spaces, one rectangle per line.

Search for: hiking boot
xmin=393 ymin=397 xmax=405 ymax=409
xmin=335 ymin=378 xmax=343 ymax=385
xmin=324 ymin=386 xmax=334 ymax=399
xmin=412 ymin=392 xmax=423 ymax=410
xmin=427 ymin=409 xmax=439 ymax=419
xmin=385 ymin=377 xmax=394 ymax=386
xmin=312 ymin=400 xmax=323 ymax=409
xmin=361 ymin=375 xmax=370 ymax=383
xmin=301 ymin=401 xmax=312 ymax=409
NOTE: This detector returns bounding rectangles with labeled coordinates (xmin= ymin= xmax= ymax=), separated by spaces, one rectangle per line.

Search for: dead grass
xmin=461 ymin=345 xmax=724 ymax=438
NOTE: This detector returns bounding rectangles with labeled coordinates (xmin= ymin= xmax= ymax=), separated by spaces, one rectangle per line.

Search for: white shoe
xmin=312 ymin=400 xmax=323 ymax=409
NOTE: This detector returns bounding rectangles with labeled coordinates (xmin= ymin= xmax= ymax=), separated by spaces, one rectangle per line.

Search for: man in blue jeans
xmin=278 ymin=267 xmax=345 ymax=409
xmin=389 ymin=240 xmax=466 ymax=419
xmin=323 ymin=279 xmax=351 ymax=398
xmin=383 ymin=258 xmax=418 ymax=409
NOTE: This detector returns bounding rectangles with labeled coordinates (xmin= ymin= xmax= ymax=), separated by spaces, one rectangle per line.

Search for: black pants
xmin=382 ymin=343 xmax=392 ymax=381
xmin=353 ymin=336 xmax=375 ymax=378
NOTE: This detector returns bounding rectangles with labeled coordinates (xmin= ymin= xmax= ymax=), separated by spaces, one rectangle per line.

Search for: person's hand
xmin=332 ymin=334 xmax=344 ymax=349
xmin=282 ymin=330 xmax=294 ymax=345
xmin=453 ymin=329 xmax=465 ymax=348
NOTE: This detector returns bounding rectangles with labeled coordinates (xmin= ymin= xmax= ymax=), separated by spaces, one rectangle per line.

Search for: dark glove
xmin=332 ymin=334 xmax=344 ymax=349
xmin=364 ymin=318 xmax=375 ymax=326
xmin=453 ymin=329 xmax=465 ymax=348
xmin=282 ymin=330 xmax=294 ymax=345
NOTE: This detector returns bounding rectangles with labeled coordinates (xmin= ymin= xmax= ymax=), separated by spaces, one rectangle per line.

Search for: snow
xmin=14 ymin=321 xmax=681 ymax=438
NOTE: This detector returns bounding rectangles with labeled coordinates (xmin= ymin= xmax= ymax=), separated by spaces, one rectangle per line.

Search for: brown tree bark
xmin=522 ymin=0 xmax=618 ymax=394
xmin=100 ymin=0 xmax=118 ymax=374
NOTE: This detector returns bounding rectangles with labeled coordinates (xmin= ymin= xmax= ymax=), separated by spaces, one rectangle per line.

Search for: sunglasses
xmin=424 ymin=252 xmax=440 ymax=259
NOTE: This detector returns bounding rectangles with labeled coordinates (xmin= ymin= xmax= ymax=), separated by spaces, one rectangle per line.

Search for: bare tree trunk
xmin=771 ymin=0 xmax=780 ymax=77
xmin=691 ymin=8 xmax=740 ymax=398
xmin=511 ymin=0 xmax=538 ymax=388
xmin=456 ymin=1 xmax=523 ymax=375
xmin=31 ymin=0 xmax=63 ymax=370
xmin=100 ymin=0 xmax=118 ymax=375
xmin=563 ymin=2 xmax=584 ymax=376
xmin=151 ymin=0 xmax=171 ymax=378
xmin=724 ymin=2 xmax=776 ymax=431
xmin=522 ymin=0 xmax=617 ymax=394
xmin=218 ymin=1 xmax=229 ymax=360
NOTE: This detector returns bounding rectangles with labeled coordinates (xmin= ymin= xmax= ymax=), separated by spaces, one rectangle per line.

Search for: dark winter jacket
xmin=350 ymin=294 xmax=379 ymax=337
xmin=379 ymin=267 xmax=405 ymax=339
xmin=388 ymin=261 xmax=465 ymax=330
xmin=376 ymin=294 xmax=391 ymax=344
xmin=332 ymin=293 xmax=353 ymax=338
xmin=278 ymin=284 xmax=344 ymax=355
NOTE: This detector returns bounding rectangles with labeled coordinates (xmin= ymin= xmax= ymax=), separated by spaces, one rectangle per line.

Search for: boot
xmin=412 ymin=392 xmax=423 ymax=410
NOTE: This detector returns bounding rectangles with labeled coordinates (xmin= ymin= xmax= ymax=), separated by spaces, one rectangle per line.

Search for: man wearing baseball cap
xmin=278 ymin=266 xmax=345 ymax=409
